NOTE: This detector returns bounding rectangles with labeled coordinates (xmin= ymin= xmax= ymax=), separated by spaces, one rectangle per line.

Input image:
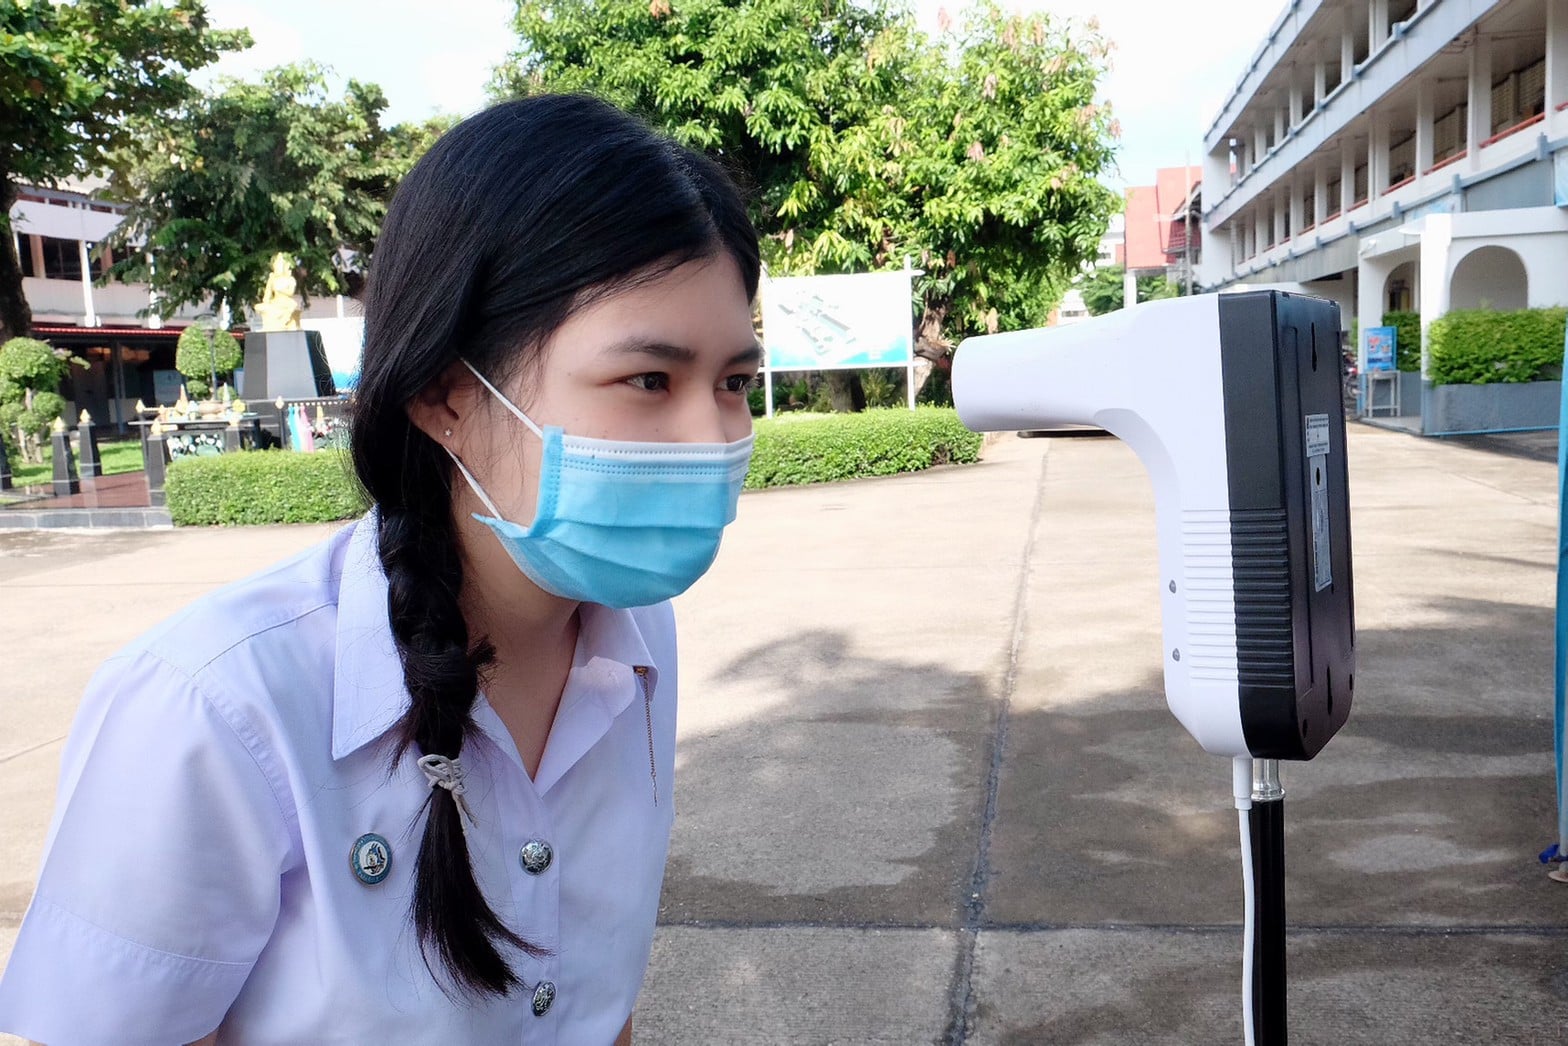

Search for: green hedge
xmin=166 ymin=450 xmax=367 ymax=525
xmin=1384 ymin=311 xmax=1422 ymax=373
xmin=1427 ymin=307 xmax=1566 ymax=386
xmin=744 ymin=407 xmax=982 ymax=489
xmin=167 ymin=409 xmax=985 ymax=524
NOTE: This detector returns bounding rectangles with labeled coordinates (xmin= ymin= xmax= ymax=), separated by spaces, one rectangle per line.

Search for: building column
xmin=1314 ymin=60 xmax=1328 ymax=107
xmin=1370 ymin=0 xmax=1390 ymax=53
xmin=1290 ymin=175 xmax=1306 ymax=236
xmin=1274 ymin=191 xmax=1288 ymax=244
xmin=1314 ymin=161 xmax=1330 ymax=225
xmin=1342 ymin=8 xmax=1357 ymax=78
xmin=1416 ymin=77 xmax=1436 ymax=175
xmin=1274 ymin=105 xmax=1287 ymax=147
xmin=1416 ymin=214 xmax=1453 ymax=381
xmin=1290 ymin=80 xmax=1306 ymax=127
xmin=1255 ymin=123 xmax=1268 ymax=161
xmin=1256 ymin=207 xmax=1269 ymax=252
xmin=77 ymin=240 xmax=98 ymax=327
xmin=1341 ymin=146 xmax=1357 ymax=211
xmin=1122 ymin=267 xmax=1137 ymax=309
xmin=1204 ymin=146 xmax=1231 ymax=199
xmin=29 ymin=235 xmax=45 ymax=276
xmin=1548 ymin=0 xmax=1568 ymax=120
xmin=1369 ymin=112 xmax=1388 ymax=197
xmin=1467 ymin=31 xmax=1493 ymax=167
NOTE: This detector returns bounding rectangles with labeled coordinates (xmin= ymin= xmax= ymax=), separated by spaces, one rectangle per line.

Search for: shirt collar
xmin=331 ymin=515 xmax=659 ymax=762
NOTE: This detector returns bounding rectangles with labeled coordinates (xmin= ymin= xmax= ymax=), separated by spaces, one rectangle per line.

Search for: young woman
xmin=0 ymin=94 xmax=762 ymax=1044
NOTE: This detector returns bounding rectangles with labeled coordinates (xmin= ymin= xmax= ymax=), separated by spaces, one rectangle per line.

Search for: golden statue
xmin=254 ymin=253 xmax=302 ymax=331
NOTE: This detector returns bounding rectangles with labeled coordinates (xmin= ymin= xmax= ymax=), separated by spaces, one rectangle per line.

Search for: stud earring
xmin=443 ymin=428 xmax=452 ymax=438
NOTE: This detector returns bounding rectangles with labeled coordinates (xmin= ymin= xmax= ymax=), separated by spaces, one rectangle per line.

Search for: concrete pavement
xmin=1 ymin=424 xmax=1564 ymax=1043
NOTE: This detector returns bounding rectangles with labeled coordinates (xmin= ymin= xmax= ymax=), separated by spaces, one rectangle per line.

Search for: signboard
xmin=302 ymin=317 xmax=365 ymax=391
xmin=1364 ymin=326 xmax=1397 ymax=373
xmin=761 ymin=271 xmax=914 ymax=371
xmin=152 ymin=368 xmax=184 ymax=405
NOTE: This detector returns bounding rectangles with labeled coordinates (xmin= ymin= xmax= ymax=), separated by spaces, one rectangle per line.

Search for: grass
xmin=8 ymin=439 xmax=146 ymax=487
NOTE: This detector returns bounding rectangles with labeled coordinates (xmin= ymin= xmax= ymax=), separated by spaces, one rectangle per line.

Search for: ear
xmin=406 ymin=361 xmax=485 ymax=447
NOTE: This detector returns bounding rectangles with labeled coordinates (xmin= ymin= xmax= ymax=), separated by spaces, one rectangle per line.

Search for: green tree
xmin=175 ymin=323 xmax=243 ymax=399
xmin=105 ymin=62 xmax=431 ymax=321
xmin=0 ymin=336 xmax=85 ymax=463
xmin=1078 ymin=265 xmax=1180 ymax=316
xmin=0 ymin=0 xmax=249 ymax=342
xmin=494 ymin=0 xmax=1118 ymax=407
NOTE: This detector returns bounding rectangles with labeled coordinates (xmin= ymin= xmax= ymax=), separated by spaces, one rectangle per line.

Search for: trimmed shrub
xmin=176 ymin=325 xmax=244 ymax=394
xmin=745 ymin=407 xmax=982 ymax=489
xmin=166 ymin=450 xmax=366 ymax=526
xmin=1384 ymin=311 xmax=1422 ymax=373
xmin=1427 ymin=307 xmax=1567 ymax=386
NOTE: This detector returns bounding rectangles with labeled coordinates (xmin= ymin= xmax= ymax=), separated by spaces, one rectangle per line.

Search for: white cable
xmin=1233 ymin=756 xmax=1256 ymax=1046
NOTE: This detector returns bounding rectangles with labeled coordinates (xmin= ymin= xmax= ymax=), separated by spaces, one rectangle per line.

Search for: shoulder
xmin=129 ymin=519 xmax=359 ymax=686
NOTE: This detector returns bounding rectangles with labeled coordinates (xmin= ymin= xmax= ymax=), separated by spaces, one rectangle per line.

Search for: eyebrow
xmin=604 ymin=338 xmax=764 ymax=367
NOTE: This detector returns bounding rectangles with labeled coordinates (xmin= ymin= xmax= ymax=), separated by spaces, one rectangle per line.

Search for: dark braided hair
xmin=350 ymin=95 xmax=759 ymax=997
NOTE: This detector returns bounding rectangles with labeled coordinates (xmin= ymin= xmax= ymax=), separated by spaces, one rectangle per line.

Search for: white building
xmin=9 ymin=184 xmax=352 ymax=429
xmin=1199 ymin=0 xmax=1568 ymax=380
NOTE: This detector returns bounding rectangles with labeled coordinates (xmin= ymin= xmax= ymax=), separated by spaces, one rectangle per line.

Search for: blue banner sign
xmin=1364 ymin=326 xmax=1397 ymax=373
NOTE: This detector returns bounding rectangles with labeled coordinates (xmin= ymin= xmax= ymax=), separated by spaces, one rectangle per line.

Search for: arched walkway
xmin=1449 ymin=246 xmax=1528 ymax=311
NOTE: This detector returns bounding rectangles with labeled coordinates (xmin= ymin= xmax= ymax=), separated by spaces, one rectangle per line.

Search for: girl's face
xmin=451 ymin=252 xmax=761 ymax=526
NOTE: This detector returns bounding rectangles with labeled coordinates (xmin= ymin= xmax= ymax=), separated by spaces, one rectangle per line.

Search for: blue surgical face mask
xmin=447 ymin=359 xmax=754 ymax=609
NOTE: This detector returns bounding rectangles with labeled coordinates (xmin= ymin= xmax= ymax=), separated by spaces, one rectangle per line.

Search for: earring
xmin=443 ymin=428 xmax=452 ymax=438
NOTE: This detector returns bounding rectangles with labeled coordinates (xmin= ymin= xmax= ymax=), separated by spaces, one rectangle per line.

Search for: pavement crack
xmin=942 ymin=445 xmax=1051 ymax=1046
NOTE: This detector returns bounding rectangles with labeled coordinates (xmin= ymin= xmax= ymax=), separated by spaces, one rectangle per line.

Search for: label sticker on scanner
xmin=1305 ymin=413 xmax=1332 ymax=591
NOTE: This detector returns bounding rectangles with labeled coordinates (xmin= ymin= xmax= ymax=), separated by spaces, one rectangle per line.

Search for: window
xmin=1433 ymin=103 xmax=1466 ymax=162
xmin=1388 ymin=132 xmax=1415 ymax=186
xmin=36 ymin=236 xmax=82 ymax=282
xmin=1492 ymin=58 xmax=1546 ymax=134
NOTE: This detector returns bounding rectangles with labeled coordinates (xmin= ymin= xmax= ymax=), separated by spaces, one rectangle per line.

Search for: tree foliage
xmin=494 ymin=0 xmax=1119 ymax=362
xmin=106 ymin=62 xmax=433 ymax=321
xmin=175 ymin=323 xmax=244 ymax=396
xmin=1078 ymin=265 xmax=1179 ymax=317
xmin=0 ymin=0 xmax=248 ymax=341
xmin=0 ymin=336 xmax=85 ymax=463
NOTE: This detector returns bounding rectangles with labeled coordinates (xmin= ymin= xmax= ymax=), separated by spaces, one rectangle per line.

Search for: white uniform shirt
xmin=0 ymin=517 xmax=678 ymax=1046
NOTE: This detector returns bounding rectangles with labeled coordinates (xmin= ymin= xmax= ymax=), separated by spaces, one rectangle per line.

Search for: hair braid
xmin=376 ymin=451 xmax=541 ymax=997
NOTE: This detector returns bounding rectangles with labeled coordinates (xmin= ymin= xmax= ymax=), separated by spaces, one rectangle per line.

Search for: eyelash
xmin=626 ymin=373 xmax=759 ymax=395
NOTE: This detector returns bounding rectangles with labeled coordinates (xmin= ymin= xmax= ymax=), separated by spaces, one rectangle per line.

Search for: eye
xmin=722 ymin=374 xmax=759 ymax=395
xmin=625 ymin=373 xmax=670 ymax=392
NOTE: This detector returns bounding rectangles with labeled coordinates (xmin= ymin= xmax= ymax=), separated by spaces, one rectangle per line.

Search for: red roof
xmin=1123 ymin=165 xmax=1201 ymax=271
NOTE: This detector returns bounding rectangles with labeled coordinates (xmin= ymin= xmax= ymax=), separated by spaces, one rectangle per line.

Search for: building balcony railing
xmin=1424 ymin=150 xmax=1467 ymax=176
xmin=1480 ymin=111 xmax=1545 ymax=149
xmin=1382 ymin=174 xmax=1416 ymax=196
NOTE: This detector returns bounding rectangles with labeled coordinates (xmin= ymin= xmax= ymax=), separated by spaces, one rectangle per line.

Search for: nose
xmin=672 ymin=390 xmax=734 ymax=444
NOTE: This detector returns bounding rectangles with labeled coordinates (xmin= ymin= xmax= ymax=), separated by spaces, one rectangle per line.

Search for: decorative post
xmin=144 ymin=421 xmax=169 ymax=508
xmin=275 ymin=395 xmax=289 ymax=451
xmin=77 ymin=409 xmax=102 ymax=479
xmin=0 ymin=426 xmax=12 ymax=490
xmin=50 ymin=417 xmax=80 ymax=497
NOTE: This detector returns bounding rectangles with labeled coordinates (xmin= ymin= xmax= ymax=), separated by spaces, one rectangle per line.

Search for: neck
xmin=453 ymin=499 xmax=581 ymax=681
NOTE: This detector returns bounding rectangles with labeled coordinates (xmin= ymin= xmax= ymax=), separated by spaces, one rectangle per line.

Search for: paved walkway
xmin=1 ymin=425 xmax=1563 ymax=1044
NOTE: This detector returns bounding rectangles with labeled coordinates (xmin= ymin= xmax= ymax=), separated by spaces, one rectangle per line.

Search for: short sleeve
xmin=0 ymin=651 xmax=296 ymax=1046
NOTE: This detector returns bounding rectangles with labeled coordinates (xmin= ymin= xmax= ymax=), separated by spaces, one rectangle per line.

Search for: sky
xmin=197 ymin=0 xmax=1284 ymax=190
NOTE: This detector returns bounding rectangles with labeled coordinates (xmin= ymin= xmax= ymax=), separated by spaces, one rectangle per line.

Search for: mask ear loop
xmin=445 ymin=448 xmax=507 ymax=519
xmin=460 ymin=359 xmax=545 ymax=439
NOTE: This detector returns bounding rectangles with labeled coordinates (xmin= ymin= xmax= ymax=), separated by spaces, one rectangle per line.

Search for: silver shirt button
xmin=519 ymin=839 xmax=554 ymax=875
xmin=531 ymin=980 xmax=556 ymax=1017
